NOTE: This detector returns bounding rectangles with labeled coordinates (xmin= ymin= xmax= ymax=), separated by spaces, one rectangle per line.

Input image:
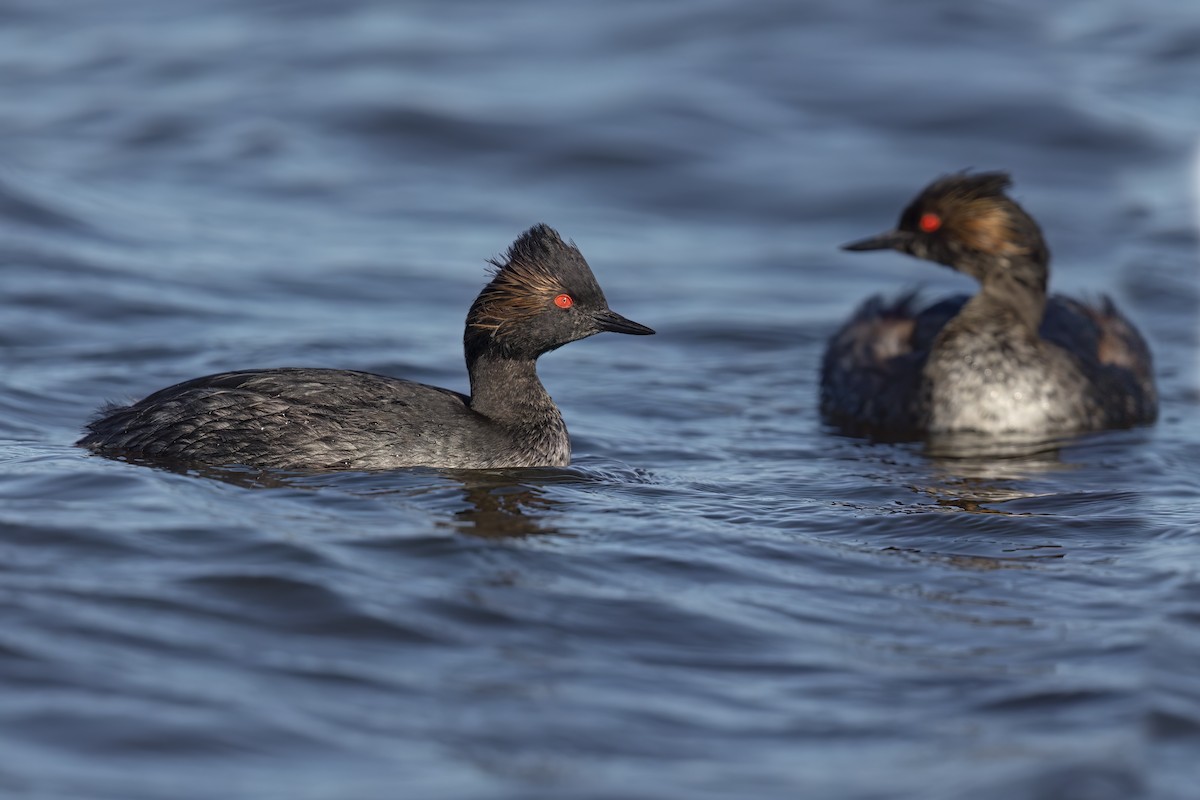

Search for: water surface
xmin=2 ymin=1 xmax=1199 ymax=798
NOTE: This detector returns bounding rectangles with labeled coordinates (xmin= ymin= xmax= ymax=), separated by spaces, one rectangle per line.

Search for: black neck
xmin=466 ymin=352 xmax=555 ymax=424
xmin=958 ymin=254 xmax=1048 ymax=334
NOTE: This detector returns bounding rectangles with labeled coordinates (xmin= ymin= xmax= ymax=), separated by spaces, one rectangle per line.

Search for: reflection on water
xmin=923 ymin=430 xmax=1078 ymax=468
xmin=883 ymin=544 xmax=1065 ymax=570
xmin=909 ymin=431 xmax=1070 ymax=515
xmin=882 ymin=432 xmax=1099 ymax=570
xmin=98 ymin=451 xmax=567 ymax=537
xmin=445 ymin=472 xmax=563 ymax=538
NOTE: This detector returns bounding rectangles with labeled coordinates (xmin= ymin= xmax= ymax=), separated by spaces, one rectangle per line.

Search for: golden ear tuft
xmin=953 ymin=198 xmax=1029 ymax=256
xmin=921 ymin=171 xmax=1028 ymax=256
xmin=468 ymin=260 xmax=563 ymax=333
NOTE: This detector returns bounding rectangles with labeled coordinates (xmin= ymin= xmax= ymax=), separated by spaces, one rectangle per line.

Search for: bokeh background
xmin=2 ymin=1 xmax=1199 ymax=799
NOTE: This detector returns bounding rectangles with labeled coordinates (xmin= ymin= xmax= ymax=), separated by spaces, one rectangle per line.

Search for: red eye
xmin=918 ymin=213 xmax=942 ymax=233
xmin=554 ymin=294 xmax=573 ymax=309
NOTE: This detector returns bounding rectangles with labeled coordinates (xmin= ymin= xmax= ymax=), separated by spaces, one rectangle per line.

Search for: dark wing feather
xmin=819 ymin=293 xmax=968 ymax=434
xmin=821 ymin=292 xmax=1157 ymax=434
xmin=79 ymin=368 xmax=474 ymax=469
xmin=1040 ymin=295 xmax=1157 ymax=426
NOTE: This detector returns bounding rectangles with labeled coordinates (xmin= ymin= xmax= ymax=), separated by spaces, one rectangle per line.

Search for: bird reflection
xmin=104 ymin=450 xmax=570 ymax=539
xmin=914 ymin=429 xmax=1075 ymax=512
xmin=875 ymin=431 xmax=1090 ymax=569
xmin=924 ymin=430 xmax=1071 ymax=476
xmin=441 ymin=470 xmax=566 ymax=539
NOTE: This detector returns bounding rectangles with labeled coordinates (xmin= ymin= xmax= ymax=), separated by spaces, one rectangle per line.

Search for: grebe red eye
xmin=918 ymin=213 xmax=942 ymax=233
xmin=554 ymin=294 xmax=573 ymax=309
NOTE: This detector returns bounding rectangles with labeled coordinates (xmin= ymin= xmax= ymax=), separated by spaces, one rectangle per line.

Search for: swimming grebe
xmin=80 ymin=224 xmax=654 ymax=469
xmin=821 ymin=172 xmax=1156 ymax=436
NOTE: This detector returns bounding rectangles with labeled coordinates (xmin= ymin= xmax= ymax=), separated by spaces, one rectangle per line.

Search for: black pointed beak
xmin=594 ymin=308 xmax=655 ymax=336
xmin=841 ymin=229 xmax=911 ymax=252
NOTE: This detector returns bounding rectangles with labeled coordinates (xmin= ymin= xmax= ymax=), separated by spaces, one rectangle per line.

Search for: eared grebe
xmin=79 ymin=224 xmax=654 ymax=470
xmin=821 ymin=172 xmax=1157 ymax=436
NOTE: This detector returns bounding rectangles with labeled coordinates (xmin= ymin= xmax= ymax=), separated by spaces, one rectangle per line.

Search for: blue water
xmin=2 ymin=1 xmax=1199 ymax=798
